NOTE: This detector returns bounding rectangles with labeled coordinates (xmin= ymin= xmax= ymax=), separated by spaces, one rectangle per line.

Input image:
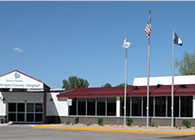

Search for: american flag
xmin=145 ymin=23 xmax=151 ymax=39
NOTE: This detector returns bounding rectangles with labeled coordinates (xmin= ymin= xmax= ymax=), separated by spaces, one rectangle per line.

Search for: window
xmin=107 ymin=97 xmax=116 ymax=116
xmin=87 ymin=98 xmax=95 ymax=115
xmin=132 ymin=97 xmax=141 ymax=116
xmin=167 ymin=96 xmax=179 ymax=117
xmin=78 ymin=98 xmax=86 ymax=115
xmin=174 ymin=96 xmax=179 ymax=117
xmin=149 ymin=97 xmax=154 ymax=116
xmin=155 ymin=97 xmax=166 ymax=116
xmin=97 ymin=98 xmax=105 ymax=116
xmin=181 ymin=96 xmax=192 ymax=117
xmin=8 ymin=103 xmax=16 ymax=112
xmin=143 ymin=97 xmax=147 ymax=116
xmin=70 ymin=98 xmax=76 ymax=115
xmin=120 ymin=97 xmax=130 ymax=116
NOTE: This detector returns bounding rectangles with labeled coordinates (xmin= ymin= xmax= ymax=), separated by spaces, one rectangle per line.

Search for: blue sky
xmin=0 ymin=1 xmax=195 ymax=88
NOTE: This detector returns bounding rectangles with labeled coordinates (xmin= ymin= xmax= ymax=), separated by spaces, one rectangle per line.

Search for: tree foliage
xmin=102 ymin=83 xmax=112 ymax=87
xmin=62 ymin=76 xmax=89 ymax=89
xmin=116 ymin=83 xmax=129 ymax=87
xmin=175 ymin=51 xmax=195 ymax=75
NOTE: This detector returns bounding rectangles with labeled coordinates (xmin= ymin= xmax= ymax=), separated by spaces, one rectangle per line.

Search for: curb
xmin=34 ymin=125 xmax=195 ymax=135
xmin=0 ymin=122 xmax=13 ymax=127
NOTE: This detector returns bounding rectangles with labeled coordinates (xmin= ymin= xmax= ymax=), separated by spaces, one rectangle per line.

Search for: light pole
xmin=122 ymin=34 xmax=131 ymax=126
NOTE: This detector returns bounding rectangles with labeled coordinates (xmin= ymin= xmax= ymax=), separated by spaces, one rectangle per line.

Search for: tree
xmin=102 ymin=83 xmax=112 ymax=87
xmin=116 ymin=83 xmax=129 ymax=87
xmin=62 ymin=76 xmax=89 ymax=89
xmin=175 ymin=51 xmax=195 ymax=75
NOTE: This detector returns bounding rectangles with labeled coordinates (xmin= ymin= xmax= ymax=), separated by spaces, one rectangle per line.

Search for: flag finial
xmin=149 ymin=9 xmax=152 ymax=14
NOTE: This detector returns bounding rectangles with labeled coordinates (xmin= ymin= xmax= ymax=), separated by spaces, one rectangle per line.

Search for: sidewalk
xmin=0 ymin=122 xmax=13 ymax=127
xmin=33 ymin=124 xmax=195 ymax=135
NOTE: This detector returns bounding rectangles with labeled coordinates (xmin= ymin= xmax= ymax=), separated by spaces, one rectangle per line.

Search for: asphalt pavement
xmin=1 ymin=123 xmax=195 ymax=140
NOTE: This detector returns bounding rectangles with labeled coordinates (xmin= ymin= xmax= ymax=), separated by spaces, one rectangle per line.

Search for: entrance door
xmin=8 ymin=102 xmax=43 ymax=123
xmin=8 ymin=103 xmax=25 ymax=122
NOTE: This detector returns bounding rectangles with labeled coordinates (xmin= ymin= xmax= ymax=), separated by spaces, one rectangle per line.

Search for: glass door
xmin=27 ymin=103 xmax=34 ymax=122
xmin=17 ymin=103 xmax=25 ymax=122
xmin=8 ymin=102 xmax=43 ymax=123
xmin=8 ymin=103 xmax=17 ymax=122
xmin=8 ymin=103 xmax=25 ymax=123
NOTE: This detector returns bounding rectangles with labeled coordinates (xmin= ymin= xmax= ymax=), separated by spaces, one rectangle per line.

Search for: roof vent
xmin=157 ymin=84 xmax=161 ymax=88
xmin=134 ymin=86 xmax=138 ymax=90
xmin=180 ymin=85 xmax=186 ymax=88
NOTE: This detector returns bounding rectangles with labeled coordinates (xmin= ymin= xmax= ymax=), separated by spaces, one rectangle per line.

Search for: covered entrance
xmin=0 ymin=70 xmax=51 ymax=124
xmin=8 ymin=102 xmax=43 ymax=123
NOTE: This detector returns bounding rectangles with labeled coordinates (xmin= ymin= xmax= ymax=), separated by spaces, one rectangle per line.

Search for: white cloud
xmin=12 ymin=48 xmax=23 ymax=52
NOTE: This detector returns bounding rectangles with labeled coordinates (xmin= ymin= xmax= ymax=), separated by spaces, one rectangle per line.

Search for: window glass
xmin=27 ymin=103 xmax=34 ymax=112
xmin=97 ymin=98 xmax=105 ymax=116
xmin=167 ymin=96 xmax=179 ymax=117
xmin=17 ymin=113 xmax=25 ymax=121
xmin=155 ymin=97 xmax=166 ymax=116
xmin=87 ymin=98 xmax=95 ymax=115
xmin=78 ymin=98 xmax=86 ymax=115
xmin=35 ymin=114 xmax=43 ymax=122
xmin=8 ymin=103 xmax=16 ymax=112
xmin=120 ymin=97 xmax=130 ymax=116
xmin=27 ymin=113 xmax=34 ymax=122
xmin=143 ymin=97 xmax=147 ymax=116
xmin=35 ymin=103 xmax=43 ymax=112
xmin=107 ymin=97 xmax=116 ymax=116
xmin=132 ymin=97 xmax=141 ymax=116
xmin=149 ymin=97 xmax=153 ymax=116
xmin=17 ymin=103 xmax=25 ymax=112
xmin=181 ymin=96 xmax=192 ymax=117
xmin=70 ymin=98 xmax=76 ymax=115
xmin=8 ymin=113 xmax=16 ymax=121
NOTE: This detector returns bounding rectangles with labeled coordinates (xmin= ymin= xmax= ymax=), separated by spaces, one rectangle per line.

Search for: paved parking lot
xmin=0 ymin=125 xmax=195 ymax=140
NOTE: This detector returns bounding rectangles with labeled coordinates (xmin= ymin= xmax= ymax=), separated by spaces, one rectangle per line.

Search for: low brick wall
xmin=57 ymin=116 xmax=195 ymax=127
xmin=59 ymin=116 xmax=147 ymax=126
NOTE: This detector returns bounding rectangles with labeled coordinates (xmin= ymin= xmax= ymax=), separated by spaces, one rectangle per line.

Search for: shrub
xmin=87 ymin=123 xmax=91 ymax=126
xmin=182 ymin=119 xmax=191 ymax=128
xmin=66 ymin=121 xmax=70 ymax=125
xmin=150 ymin=122 xmax=155 ymax=127
xmin=126 ymin=118 xmax=133 ymax=126
xmin=110 ymin=123 xmax=114 ymax=126
xmin=74 ymin=117 xmax=79 ymax=124
xmin=97 ymin=118 xmax=103 ymax=126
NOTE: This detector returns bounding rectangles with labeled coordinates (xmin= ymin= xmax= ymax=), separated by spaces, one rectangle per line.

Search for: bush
xmin=87 ymin=123 xmax=91 ymax=126
xmin=74 ymin=117 xmax=79 ymax=124
xmin=182 ymin=119 xmax=191 ymax=128
xmin=97 ymin=118 xmax=103 ymax=126
xmin=150 ymin=122 xmax=155 ymax=127
xmin=126 ymin=118 xmax=133 ymax=126
xmin=66 ymin=121 xmax=70 ymax=125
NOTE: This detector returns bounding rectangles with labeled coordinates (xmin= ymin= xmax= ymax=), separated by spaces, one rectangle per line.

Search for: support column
xmin=193 ymin=96 xmax=195 ymax=118
xmin=130 ymin=97 xmax=132 ymax=116
xmin=116 ymin=97 xmax=120 ymax=117
xmin=43 ymin=86 xmax=49 ymax=123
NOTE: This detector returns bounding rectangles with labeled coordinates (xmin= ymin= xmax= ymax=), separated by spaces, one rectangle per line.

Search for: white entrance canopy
xmin=0 ymin=70 xmax=44 ymax=89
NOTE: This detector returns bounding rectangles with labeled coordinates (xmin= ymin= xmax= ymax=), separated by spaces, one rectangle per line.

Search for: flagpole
xmin=146 ymin=10 xmax=152 ymax=128
xmin=171 ymin=28 xmax=175 ymax=128
xmin=124 ymin=33 xmax=128 ymax=126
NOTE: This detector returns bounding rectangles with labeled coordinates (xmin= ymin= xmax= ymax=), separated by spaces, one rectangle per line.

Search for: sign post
xmin=67 ymin=99 xmax=72 ymax=122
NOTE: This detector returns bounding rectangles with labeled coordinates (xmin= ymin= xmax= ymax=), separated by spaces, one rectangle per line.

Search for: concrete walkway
xmin=0 ymin=122 xmax=13 ymax=127
xmin=33 ymin=124 xmax=195 ymax=135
